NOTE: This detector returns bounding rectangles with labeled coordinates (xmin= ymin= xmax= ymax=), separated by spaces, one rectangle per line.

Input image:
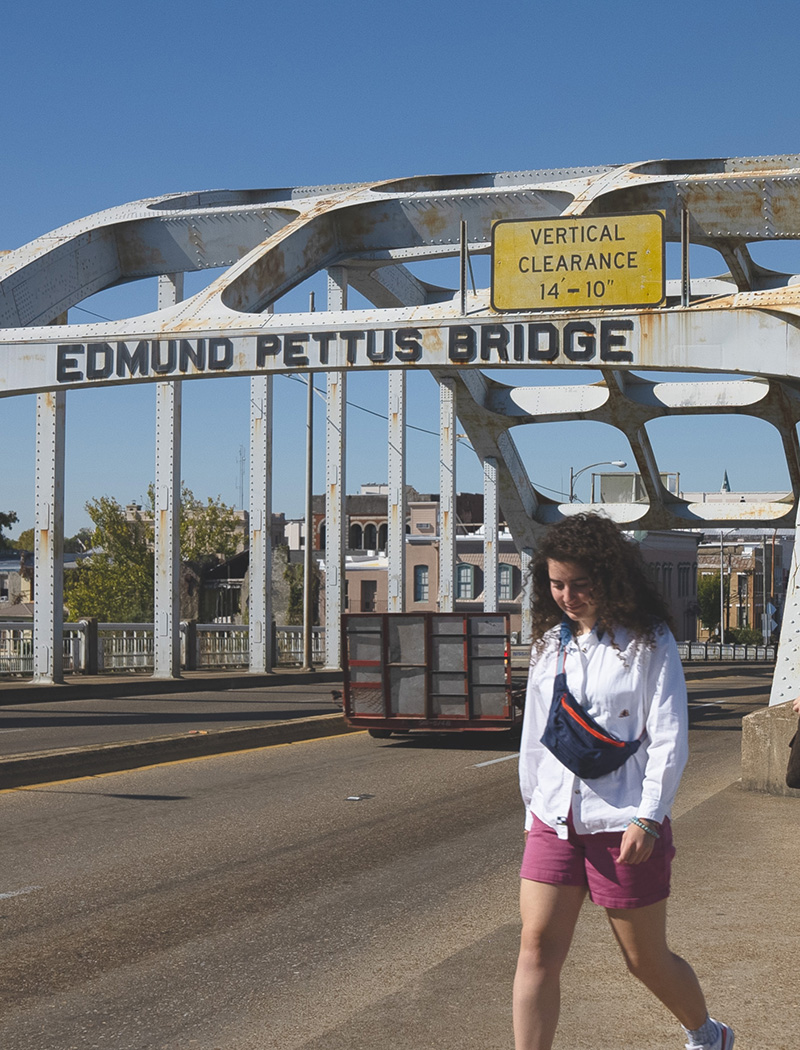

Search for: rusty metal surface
xmin=4 ymin=156 xmax=800 ymax=539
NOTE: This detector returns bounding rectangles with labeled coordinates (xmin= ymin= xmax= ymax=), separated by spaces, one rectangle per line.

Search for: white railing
xmin=98 ymin=624 xmax=155 ymax=671
xmin=2 ymin=624 xmax=775 ymax=676
xmin=0 ymin=621 xmax=326 ymax=675
xmin=0 ymin=623 xmax=82 ymax=675
xmin=195 ymin=624 xmax=249 ymax=669
xmin=275 ymin=625 xmax=325 ymax=667
xmin=677 ymin=641 xmax=776 ymax=662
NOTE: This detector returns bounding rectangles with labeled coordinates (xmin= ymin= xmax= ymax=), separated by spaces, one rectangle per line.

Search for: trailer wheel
xmin=368 ymin=728 xmax=393 ymax=739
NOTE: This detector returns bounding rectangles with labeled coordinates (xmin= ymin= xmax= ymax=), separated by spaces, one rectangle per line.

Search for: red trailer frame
xmin=342 ymin=611 xmax=523 ymax=735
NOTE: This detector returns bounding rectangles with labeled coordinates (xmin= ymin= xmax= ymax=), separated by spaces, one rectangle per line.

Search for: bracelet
xmin=630 ymin=816 xmax=660 ymax=839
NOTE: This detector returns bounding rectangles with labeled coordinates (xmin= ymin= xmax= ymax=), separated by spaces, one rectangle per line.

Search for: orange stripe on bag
xmin=560 ymin=695 xmax=626 ymax=747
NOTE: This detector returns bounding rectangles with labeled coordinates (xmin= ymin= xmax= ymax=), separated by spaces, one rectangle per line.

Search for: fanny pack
xmin=540 ymin=620 xmax=643 ymax=780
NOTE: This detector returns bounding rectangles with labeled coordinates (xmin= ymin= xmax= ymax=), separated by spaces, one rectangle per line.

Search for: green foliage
xmin=64 ymin=498 xmax=154 ymax=622
xmin=10 ymin=526 xmax=91 ymax=553
xmin=65 ymin=486 xmax=242 ymax=622
xmin=284 ymin=561 xmax=319 ymax=626
xmin=146 ymin=483 xmax=242 ymax=566
xmin=65 ymin=528 xmax=94 ymax=554
xmin=696 ymin=572 xmax=728 ymax=632
xmin=13 ymin=527 xmax=33 ymax=551
xmin=727 ymin=626 xmax=764 ymax=645
xmin=0 ymin=510 xmax=18 ymax=550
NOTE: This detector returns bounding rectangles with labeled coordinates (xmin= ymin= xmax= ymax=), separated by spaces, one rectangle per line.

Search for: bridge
xmin=2 ymin=155 xmax=800 ymax=706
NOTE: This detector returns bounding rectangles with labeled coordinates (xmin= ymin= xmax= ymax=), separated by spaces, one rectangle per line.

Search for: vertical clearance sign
xmin=491 ymin=212 xmax=665 ymax=312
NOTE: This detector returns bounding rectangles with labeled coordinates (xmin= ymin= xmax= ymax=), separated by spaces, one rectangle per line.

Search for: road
xmin=0 ymin=669 xmax=773 ymax=1050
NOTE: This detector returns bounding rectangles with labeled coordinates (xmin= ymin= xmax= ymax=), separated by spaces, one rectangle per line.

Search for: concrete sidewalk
xmin=0 ymin=668 xmax=357 ymax=789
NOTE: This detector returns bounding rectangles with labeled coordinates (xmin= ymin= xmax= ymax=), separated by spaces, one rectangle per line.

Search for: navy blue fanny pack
xmin=540 ymin=620 xmax=642 ymax=780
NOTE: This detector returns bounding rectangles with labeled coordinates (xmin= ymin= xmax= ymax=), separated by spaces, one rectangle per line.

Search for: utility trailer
xmin=342 ymin=612 xmax=524 ymax=737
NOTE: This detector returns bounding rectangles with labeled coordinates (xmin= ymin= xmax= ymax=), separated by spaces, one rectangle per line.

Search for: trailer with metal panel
xmin=342 ymin=612 xmax=523 ymax=737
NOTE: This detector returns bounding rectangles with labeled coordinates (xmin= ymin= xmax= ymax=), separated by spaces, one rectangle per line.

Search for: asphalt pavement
xmin=0 ymin=660 xmax=796 ymax=1047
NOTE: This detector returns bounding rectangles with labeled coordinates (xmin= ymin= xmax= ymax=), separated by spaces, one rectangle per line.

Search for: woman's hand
xmin=618 ymin=821 xmax=656 ymax=865
xmin=792 ymin=697 xmax=800 ymax=715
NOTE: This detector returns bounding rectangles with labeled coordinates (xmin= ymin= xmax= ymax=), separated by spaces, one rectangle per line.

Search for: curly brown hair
xmin=530 ymin=512 xmax=673 ymax=644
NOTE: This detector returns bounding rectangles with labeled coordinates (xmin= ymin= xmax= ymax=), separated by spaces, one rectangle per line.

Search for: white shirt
xmin=519 ymin=622 xmax=688 ymax=838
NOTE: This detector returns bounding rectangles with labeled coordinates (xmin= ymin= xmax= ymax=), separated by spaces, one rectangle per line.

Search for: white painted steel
xmin=153 ymin=273 xmax=184 ymax=679
xmin=438 ymin=377 xmax=456 ymax=612
xmin=520 ymin=547 xmax=533 ymax=646
xmin=4 ymin=156 xmax=800 ymax=691
xmin=324 ymin=268 xmax=347 ymax=669
xmin=32 ymin=391 xmax=65 ymax=683
xmin=248 ymin=375 xmax=274 ymax=672
xmin=388 ymin=371 xmax=406 ymax=613
xmin=483 ymin=456 xmax=498 ymax=613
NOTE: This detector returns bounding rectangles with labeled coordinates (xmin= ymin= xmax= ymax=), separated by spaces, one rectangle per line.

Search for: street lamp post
xmin=568 ymin=460 xmax=627 ymax=503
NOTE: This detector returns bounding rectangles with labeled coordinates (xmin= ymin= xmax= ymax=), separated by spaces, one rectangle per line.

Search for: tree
xmin=0 ymin=510 xmax=18 ymax=550
xmin=160 ymin=484 xmax=242 ymax=566
xmin=13 ymin=527 xmax=33 ymax=551
xmin=696 ymin=572 xmax=729 ymax=634
xmin=284 ymin=561 xmax=319 ymax=626
xmin=727 ymin=625 xmax=764 ymax=645
xmin=12 ymin=526 xmax=92 ymax=553
xmin=64 ymin=498 xmax=154 ymax=622
xmin=64 ymin=487 xmax=244 ymax=622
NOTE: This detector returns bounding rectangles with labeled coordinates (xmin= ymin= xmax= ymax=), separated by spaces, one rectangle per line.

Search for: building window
xmin=678 ymin=563 xmax=690 ymax=597
xmin=349 ymin=523 xmax=363 ymax=550
xmin=499 ymin=563 xmax=514 ymax=601
xmin=364 ymin=523 xmax=377 ymax=550
xmin=662 ymin=564 xmax=672 ymax=595
xmin=414 ymin=565 xmax=429 ymax=602
xmin=456 ymin=562 xmax=474 ymax=600
xmin=378 ymin=523 xmax=388 ymax=550
xmin=361 ymin=579 xmax=377 ymax=612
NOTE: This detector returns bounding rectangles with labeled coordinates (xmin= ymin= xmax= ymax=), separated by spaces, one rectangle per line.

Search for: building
xmin=0 ymin=550 xmax=33 ymax=607
xmin=311 ymin=486 xmax=700 ymax=641
xmin=696 ymin=530 xmax=792 ymax=642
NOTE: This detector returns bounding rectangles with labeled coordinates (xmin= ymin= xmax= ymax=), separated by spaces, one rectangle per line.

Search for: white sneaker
xmin=684 ymin=1019 xmax=735 ymax=1050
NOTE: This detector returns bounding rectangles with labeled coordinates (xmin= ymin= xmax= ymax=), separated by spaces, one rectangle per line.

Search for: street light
xmin=568 ymin=460 xmax=627 ymax=503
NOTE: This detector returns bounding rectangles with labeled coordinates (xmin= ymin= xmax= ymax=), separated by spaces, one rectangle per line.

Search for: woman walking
xmin=514 ymin=513 xmax=733 ymax=1050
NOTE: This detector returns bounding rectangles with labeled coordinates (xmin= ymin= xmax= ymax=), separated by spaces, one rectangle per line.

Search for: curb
xmin=0 ymin=669 xmax=343 ymax=706
xmin=0 ymin=713 xmax=362 ymax=790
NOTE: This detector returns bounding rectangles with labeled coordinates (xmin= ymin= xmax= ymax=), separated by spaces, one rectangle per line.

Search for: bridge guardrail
xmin=0 ymin=624 xmax=775 ymax=677
xmin=0 ymin=622 xmax=326 ymax=676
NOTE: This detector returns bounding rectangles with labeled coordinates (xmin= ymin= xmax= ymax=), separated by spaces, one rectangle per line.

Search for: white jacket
xmin=519 ymin=622 xmax=688 ymax=838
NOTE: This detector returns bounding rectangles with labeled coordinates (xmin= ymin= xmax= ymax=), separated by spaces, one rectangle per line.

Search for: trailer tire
xmin=368 ymin=728 xmax=393 ymax=739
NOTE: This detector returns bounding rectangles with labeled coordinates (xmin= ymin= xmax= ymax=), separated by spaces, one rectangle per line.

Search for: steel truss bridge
xmin=3 ymin=155 xmax=800 ymax=703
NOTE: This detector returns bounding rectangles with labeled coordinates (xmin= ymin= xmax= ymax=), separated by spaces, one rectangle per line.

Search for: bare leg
xmin=606 ymin=899 xmax=708 ymax=1029
xmin=513 ymin=880 xmax=586 ymax=1050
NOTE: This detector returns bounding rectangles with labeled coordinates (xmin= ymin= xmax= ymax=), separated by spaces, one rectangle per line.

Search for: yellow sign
xmin=491 ymin=212 xmax=664 ymax=312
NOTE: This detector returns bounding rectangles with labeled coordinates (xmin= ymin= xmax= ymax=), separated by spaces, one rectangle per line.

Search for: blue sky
xmin=3 ymin=0 xmax=800 ymax=536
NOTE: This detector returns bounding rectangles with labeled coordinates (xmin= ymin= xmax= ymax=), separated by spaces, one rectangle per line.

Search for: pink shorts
xmin=520 ymin=814 xmax=675 ymax=909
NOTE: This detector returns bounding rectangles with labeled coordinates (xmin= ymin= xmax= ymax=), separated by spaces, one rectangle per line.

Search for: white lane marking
xmin=0 ymin=728 xmax=25 ymax=734
xmin=0 ymin=885 xmax=42 ymax=900
xmin=474 ymin=753 xmax=519 ymax=768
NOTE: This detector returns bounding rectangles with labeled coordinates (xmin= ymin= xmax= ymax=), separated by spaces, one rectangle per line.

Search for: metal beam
xmin=388 ymin=371 xmax=406 ymax=613
xmin=324 ymin=267 xmax=347 ymax=669
xmin=483 ymin=456 xmax=499 ymax=613
xmin=249 ymin=374 xmax=274 ymax=673
xmin=33 ymin=390 xmax=65 ymax=683
xmin=153 ymin=273 xmax=184 ymax=679
xmin=438 ymin=377 xmax=456 ymax=612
